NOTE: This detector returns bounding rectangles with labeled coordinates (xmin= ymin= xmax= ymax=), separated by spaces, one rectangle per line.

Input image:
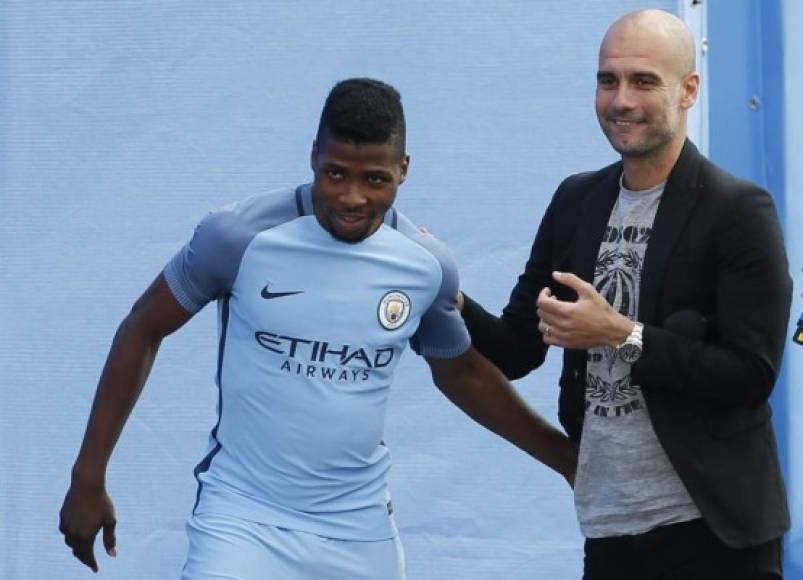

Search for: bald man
xmin=459 ymin=9 xmax=791 ymax=580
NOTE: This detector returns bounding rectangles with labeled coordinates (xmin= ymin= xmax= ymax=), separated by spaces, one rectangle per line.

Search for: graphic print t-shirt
xmin=163 ymin=185 xmax=471 ymax=540
xmin=573 ymin=178 xmax=700 ymax=538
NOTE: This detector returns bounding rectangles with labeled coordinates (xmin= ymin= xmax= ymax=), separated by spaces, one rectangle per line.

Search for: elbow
xmin=117 ymin=309 xmax=164 ymax=347
xmin=711 ymin=353 xmax=779 ymax=408
xmin=500 ymin=347 xmax=546 ymax=380
xmin=503 ymin=363 xmax=532 ymax=381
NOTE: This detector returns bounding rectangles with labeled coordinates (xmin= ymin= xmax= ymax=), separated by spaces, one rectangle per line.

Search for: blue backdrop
xmin=1 ymin=1 xmax=798 ymax=579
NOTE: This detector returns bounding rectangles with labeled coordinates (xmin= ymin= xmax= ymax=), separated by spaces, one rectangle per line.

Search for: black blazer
xmin=463 ymin=140 xmax=792 ymax=548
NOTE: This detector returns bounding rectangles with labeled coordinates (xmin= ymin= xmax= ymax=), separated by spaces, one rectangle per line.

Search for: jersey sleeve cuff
xmin=163 ymin=262 xmax=205 ymax=313
xmin=416 ymin=336 xmax=471 ymax=359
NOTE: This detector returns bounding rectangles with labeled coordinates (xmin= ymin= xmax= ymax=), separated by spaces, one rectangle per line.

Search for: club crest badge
xmin=378 ymin=291 xmax=411 ymax=330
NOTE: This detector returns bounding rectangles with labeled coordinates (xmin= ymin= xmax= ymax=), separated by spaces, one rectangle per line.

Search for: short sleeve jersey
xmin=163 ymin=185 xmax=470 ymax=540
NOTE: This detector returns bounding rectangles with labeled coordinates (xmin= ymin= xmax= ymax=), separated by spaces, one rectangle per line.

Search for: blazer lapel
xmin=639 ymin=139 xmax=704 ymax=324
xmin=573 ymin=164 xmax=621 ymax=285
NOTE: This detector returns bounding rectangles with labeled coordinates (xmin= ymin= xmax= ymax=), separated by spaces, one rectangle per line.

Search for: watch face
xmin=618 ymin=343 xmax=642 ymax=364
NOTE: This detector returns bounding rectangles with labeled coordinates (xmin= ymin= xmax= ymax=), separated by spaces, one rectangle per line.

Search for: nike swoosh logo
xmin=261 ymin=285 xmax=304 ymax=300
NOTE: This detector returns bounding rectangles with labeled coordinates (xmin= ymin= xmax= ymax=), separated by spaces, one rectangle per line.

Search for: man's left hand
xmin=536 ymin=271 xmax=633 ymax=349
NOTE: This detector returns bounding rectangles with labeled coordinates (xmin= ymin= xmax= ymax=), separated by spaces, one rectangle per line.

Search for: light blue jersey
xmin=164 ymin=184 xmax=470 ymax=541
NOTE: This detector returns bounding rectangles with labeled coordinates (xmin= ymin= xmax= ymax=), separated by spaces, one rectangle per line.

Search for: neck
xmin=621 ymin=136 xmax=686 ymax=191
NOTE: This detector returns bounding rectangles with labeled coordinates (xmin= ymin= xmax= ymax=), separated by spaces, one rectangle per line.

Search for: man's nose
xmin=340 ymin=182 xmax=368 ymax=207
xmin=611 ymin=84 xmax=636 ymax=110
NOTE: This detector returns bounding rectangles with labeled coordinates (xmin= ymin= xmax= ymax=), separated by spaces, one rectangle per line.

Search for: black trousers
xmin=583 ymin=519 xmax=783 ymax=580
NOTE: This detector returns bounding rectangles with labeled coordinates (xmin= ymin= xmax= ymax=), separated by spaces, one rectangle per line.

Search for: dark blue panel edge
xmin=191 ymin=295 xmax=231 ymax=514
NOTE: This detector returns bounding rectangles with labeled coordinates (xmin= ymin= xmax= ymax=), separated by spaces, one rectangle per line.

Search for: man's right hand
xmin=57 ymin=274 xmax=191 ymax=572
xmin=59 ymin=483 xmax=117 ymax=572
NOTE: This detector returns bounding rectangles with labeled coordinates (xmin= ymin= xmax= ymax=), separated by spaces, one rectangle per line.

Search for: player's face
xmin=311 ymin=135 xmax=409 ymax=243
xmin=595 ymin=26 xmax=698 ymax=160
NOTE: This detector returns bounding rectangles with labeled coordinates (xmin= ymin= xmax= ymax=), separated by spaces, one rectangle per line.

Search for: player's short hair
xmin=316 ymin=78 xmax=406 ymax=155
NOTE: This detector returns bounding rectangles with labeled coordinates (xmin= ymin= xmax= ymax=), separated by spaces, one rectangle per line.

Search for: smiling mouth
xmin=612 ymin=119 xmax=644 ymax=127
xmin=331 ymin=212 xmax=373 ymax=233
xmin=337 ymin=213 xmax=368 ymax=222
xmin=334 ymin=213 xmax=370 ymax=227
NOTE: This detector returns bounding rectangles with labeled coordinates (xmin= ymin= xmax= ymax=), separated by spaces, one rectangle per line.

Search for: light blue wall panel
xmin=0 ymin=2 xmax=681 ymax=579
xmin=781 ymin=0 xmax=803 ymax=576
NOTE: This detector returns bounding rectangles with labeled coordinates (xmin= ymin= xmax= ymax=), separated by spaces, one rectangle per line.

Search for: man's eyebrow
xmin=632 ymin=71 xmax=661 ymax=81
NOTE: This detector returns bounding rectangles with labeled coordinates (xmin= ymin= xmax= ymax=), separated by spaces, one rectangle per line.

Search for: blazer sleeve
xmin=460 ymin=181 xmax=574 ymax=379
xmin=632 ymin=184 xmax=792 ymax=408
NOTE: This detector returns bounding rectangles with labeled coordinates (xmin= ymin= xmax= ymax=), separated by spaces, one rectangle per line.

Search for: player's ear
xmin=310 ymin=140 xmax=318 ymax=171
xmin=399 ymin=153 xmax=410 ymax=184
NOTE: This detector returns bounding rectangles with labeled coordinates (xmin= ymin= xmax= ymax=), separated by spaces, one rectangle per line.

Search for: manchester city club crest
xmin=378 ymin=291 xmax=411 ymax=330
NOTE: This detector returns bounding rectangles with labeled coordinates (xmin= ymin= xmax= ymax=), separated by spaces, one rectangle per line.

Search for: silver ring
xmin=545 ymin=325 xmax=551 ymax=337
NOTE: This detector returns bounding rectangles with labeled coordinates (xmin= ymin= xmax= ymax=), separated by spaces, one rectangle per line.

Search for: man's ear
xmin=399 ymin=153 xmax=411 ymax=184
xmin=680 ymin=72 xmax=700 ymax=110
xmin=310 ymin=140 xmax=318 ymax=171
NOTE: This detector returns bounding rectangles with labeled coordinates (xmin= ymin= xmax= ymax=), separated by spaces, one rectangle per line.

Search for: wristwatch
xmin=616 ymin=322 xmax=644 ymax=363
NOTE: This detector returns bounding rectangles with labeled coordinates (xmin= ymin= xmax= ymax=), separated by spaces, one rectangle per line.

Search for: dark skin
xmin=310 ymin=133 xmax=409 ymax=243
xmin=59 ymin=274 xmax=191 ymax=572
xmin=426 ymin=350 xmax=578 ymax=480
xmin=60 ymin=135 xmax=577 ymax=572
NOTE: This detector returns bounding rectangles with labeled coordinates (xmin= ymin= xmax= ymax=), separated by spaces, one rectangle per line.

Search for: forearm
xmin=432 ymin=351 xmax=576 ymax=481
xmin=634 ymin=324 xmax=781 ymax=408
xmin=461 ymin=294 xmax=545 ymax=379
xmin=72 ymin=314 xmax=162 ymax=485
xmin=446 ymin=376 xmax=576 ymax=478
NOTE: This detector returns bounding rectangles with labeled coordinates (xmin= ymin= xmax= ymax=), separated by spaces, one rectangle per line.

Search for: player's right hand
xmin=59 ymin=483 xmax=117 ymax=572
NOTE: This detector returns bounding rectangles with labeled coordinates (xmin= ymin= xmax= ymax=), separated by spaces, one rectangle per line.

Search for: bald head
xmin=601 ymin=9 xmax=696 ymax=78
xmin=594 ymin=8 xmax=700 ymax=171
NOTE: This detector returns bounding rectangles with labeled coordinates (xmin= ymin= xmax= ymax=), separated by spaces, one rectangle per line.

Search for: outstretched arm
xmin=426 ymin=347 xmax=577 ymax=485
xmin=59 ymin=273 xmax=193 ymax=572
xmin=458 ymin=291 xmax=548 ymax=380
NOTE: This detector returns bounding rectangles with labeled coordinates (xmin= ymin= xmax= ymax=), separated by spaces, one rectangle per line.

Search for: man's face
xmin=595 ymin=25 xmax=698 ymax=159
xmin=310 ymin=134 xmax=409 ymax=243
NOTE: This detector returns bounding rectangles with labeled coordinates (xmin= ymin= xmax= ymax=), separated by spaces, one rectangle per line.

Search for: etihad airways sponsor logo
xmin=254 ymin=330 xmax=395 ymax=382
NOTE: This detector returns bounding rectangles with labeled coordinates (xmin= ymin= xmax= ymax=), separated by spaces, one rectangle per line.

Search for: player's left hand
xmin=536 ymin=271 xmax=633 ymax=349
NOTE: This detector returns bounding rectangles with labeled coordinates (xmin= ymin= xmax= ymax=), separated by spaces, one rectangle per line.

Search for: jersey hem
xmin=194 ymin=491 xmax=399 ymax=542
xmin=579 ymin=508 xmax=702 ymax=538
